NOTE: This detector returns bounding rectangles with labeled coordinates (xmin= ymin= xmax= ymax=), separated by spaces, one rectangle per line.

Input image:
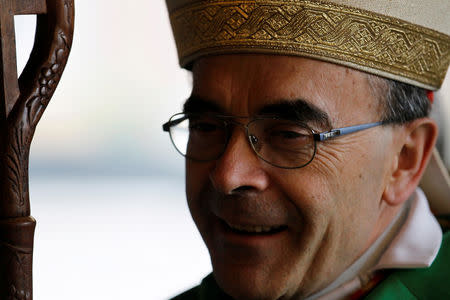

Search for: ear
xmin=383 ymin=118 xmax=438 ymax=206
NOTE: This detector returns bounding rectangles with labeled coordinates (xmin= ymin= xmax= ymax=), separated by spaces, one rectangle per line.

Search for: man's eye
xmin=264 ymin=125 xmax=311 ymax=149
xmin=267 ymin=125 xmax=309 ymax=139
xmin=189 ymin=121 xmax=221 ymax=132
xmin=272 ymin=130 xmax=305 ymax=139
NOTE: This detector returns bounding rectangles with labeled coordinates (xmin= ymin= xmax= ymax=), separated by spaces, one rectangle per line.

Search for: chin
xmin=215 ymin=275 xmax=280 ymax=300
xmin=211 ymin=260 xmax=291 ymax=300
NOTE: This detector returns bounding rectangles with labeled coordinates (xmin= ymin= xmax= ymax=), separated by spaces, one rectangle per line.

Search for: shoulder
xmin=169 ymin=274 xmax=233 ymax=300
xmin=365 ymin=231 xmax=450 ymax=299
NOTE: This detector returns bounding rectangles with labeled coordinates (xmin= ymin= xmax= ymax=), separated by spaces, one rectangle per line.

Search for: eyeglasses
xmin=162 ymin=112 xmax=384 ymax=169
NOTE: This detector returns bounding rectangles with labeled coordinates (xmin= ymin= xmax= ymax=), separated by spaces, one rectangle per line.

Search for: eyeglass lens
xmin=168 ymin=113 xmax=316 ymax=168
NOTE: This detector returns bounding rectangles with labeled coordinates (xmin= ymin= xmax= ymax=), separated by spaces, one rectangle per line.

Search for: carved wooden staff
xmin=0 ymin=0 xmax=74 ymax=298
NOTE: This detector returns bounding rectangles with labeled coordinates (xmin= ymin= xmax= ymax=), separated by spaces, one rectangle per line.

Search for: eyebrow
xmin=183 ymin=95 xmax=224 ymax=113
xmin=183 ymin=96 xmax=332 ymax=130
xmin=258 ymin=100 xmax=332 ymax=130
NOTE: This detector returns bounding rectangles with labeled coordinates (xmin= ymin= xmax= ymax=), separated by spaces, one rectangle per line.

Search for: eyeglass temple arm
xmin=314 ymin=121 xmax=384 ymax=141
xmin=162 ymin=115 xmax=189 ymax=132
xmin=162 ymin=114 xmax=243 ymax=132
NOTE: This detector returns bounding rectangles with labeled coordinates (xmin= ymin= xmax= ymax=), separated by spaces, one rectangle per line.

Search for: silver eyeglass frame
xmin=163 ymin=112 xmax=385 ymax=169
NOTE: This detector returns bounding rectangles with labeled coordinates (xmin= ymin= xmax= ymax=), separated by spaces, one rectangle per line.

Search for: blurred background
xmin=13 ymin=1 xmax=450 ymax=299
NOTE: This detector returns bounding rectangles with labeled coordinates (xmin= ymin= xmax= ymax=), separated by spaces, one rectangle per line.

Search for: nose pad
xmin=249 ymin=134 xmax=260 ymax=152
xmin=209 ymin=128 xmax=269 ymax=195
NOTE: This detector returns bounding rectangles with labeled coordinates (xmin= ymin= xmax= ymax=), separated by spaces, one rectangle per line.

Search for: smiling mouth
xmin=224 ymin=221 xmax=288 ymax=235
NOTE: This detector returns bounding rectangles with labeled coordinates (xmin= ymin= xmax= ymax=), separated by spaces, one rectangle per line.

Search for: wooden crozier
xmin=0 ymin=0 xmax=74 ymax=298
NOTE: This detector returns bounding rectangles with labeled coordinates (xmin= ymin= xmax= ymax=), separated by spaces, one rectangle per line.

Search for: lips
xmin=209 ymin=194 xmax=290 ymax=237
xmin=223 ymin=220 xmax=288 ymax=235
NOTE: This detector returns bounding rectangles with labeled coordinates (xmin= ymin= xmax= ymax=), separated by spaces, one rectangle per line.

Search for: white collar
xmin=373 ymin=188 xmax=442 ymax=270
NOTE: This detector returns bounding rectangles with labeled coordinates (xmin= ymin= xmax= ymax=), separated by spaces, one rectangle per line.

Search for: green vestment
xmin=364 ymin=231 xmax=450 ymax=299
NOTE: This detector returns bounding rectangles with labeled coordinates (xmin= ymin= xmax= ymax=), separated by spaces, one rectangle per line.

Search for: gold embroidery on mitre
xmin=169 ymin=0 xmax=450 ymax=89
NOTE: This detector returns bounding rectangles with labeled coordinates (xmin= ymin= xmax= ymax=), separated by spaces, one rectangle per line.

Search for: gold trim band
xmin=169 ymin=0 xmax=450 ymax=89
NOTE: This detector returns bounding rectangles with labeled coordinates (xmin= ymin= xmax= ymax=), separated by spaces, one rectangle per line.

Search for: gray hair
xmin=368 ymin=76 xmax=431 ymax=124
xmin=368 ymin=76 xmax=448 ymax=160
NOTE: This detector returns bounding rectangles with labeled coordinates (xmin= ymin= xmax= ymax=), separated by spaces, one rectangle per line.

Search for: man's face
xmin=186 ymin=55 xmax=396 ymax=299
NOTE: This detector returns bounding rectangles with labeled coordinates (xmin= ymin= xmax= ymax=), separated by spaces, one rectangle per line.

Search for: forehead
xmin=191 ymin=54 xmax=381 ymax=125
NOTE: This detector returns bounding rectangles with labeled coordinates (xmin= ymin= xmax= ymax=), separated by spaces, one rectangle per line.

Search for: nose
xmin=209 ymin=127 xmax=269 ymax=195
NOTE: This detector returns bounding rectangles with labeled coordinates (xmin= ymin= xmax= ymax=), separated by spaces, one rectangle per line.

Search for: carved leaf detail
xmin=4 ymin=10 xmax=73 ymax=214
xmin=26 ymin=31 xmax=70 ymax=128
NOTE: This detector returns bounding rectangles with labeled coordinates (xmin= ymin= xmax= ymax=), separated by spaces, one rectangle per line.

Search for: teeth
xmin=227 ymin=223 xmax=283 ymax=233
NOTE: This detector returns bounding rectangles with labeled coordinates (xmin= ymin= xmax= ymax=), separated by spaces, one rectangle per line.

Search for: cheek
xmin=185 ymin=161 xmax=222 ymax=251
xmin=273 ymin=170 xmax=336 ymax=230
xmin=306 ymin=138 xmax=389 ymax=238
xmin=313 ymin=138 xmax=388 ymax=195
xmin=185 ymin=161 xmax=213 ymax=220
xmin=278 ymin=138 xmax=387 ymax=232
xmin=186 ymin=161 xmax=210 ymax=197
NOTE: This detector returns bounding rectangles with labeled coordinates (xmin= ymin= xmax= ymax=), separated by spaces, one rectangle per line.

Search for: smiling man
xmin=163 ymin=1 xmax=450 ymax=299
